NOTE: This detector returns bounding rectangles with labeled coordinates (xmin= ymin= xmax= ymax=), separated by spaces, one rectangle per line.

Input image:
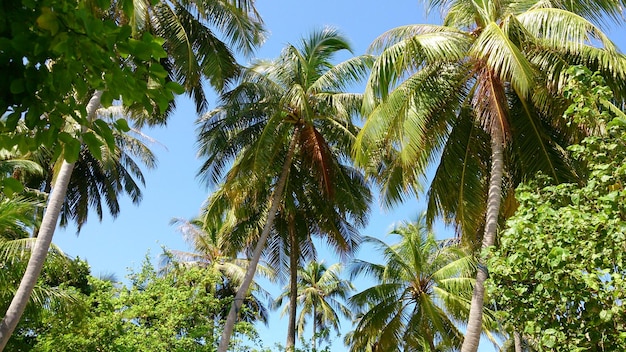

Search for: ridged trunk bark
xmin=460 ymin=125 xmax=504 ymax=352
xmin=0 ymin=91 xmax=103 ymax=351
xmin=286 ymin=217 xmax=298 ymax=351
xmin=217 ymin=128 xmax=300 ymax=352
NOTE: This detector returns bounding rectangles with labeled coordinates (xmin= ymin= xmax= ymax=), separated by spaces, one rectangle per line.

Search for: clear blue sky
xmin=53 ymin=1 xmax=625 ymax=351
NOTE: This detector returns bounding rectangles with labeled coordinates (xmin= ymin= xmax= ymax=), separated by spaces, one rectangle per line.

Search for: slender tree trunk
xmin=311 ymin=304 xmax=317 ymax=351
xmin=514 ymin=330 xmax=523 ymax=352
xmin=0 ymin=91 xmax=103 ymax=351
xmin=217 ymin=129 xmax=300 ymax=352
xmin=460 ymin=126 xmax=504 ymax=352
xmin=286 ymin=217 xmax=298 ymax=351
xmin=31 ymin=173 xmax=52 ymax=239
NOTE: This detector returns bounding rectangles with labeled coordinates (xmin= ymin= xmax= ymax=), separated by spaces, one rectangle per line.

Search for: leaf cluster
xmin=2 ymin=250 xmax=91 ymax=351
xmin=0 ymin=0 xmax=180 ymax=162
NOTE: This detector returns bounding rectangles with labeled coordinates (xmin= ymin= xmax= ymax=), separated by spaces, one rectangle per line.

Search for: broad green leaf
xmin=166 ymin=81 xmax=186 ymax=95
xmin=93 ymin=119 xmax=116 ymax=152
xmin=10 ymin=79 xmax=25 ymax=94
xmin=2 ymin=178 xmax=24 ymax=196
xmin=63 ymin=138 xmax=81 ymax=163
xmin=36 ymin=7 xmax=59 ymax=35
xmin=114 ymin=119 xmax=131 ymax=132
xmin=83 ymin=131 xmax=103 ymax=160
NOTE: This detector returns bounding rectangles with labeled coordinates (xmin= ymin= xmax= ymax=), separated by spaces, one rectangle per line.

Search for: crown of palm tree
xmin=356 ymin=0 xmax=626 ymax=240
xmin=161 ymin=217 xmax=273 ymax=325
xmin=347 ymin=216 xmax=493 ymax=351
xmin=274 ymin=261 xmax=354 ymax=347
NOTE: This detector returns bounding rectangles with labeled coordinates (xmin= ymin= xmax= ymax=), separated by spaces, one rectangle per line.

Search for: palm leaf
xmin=471 ymin=21 xmax=536 ymax=98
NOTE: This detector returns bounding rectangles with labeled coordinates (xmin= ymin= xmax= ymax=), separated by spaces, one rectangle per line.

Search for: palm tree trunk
xmin=0 ymin=91 xmax=103 ymax=351
xmin=31 ymin=174 xmax=53 ymax=238
xmin=286 ymin=217 xmax=298 ymax=351
xmin=217 ymin=129 xmax=300 ymax=352
xmin=514 ymin=330 xmax=523 ymax=352
xmin=460 ymin=125 xmax=504 ymax=352
xmin=311 ymin=303 xmax=317 ymax=351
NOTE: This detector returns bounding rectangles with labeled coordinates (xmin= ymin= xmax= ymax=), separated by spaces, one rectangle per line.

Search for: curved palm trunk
xmin=0 ymin=91 xmax=103 ymax=350
xmin=286 ymin=217 xmax=298 ymax=351
xmin=461 ymin=125 xmax=504 ymax=352
xmin=31 ymin=175 xmax=53 ymax=238
xmin=218 ymin=129 xmax=300 ymax=352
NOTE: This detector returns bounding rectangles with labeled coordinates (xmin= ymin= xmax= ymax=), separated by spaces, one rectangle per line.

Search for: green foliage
xmin=488 ymin=67 xmax=626 ymax=351
xmin=31 ymin=258 xmax=263 ymax=351
xmin=563 ymin=66 xmax=615 ymax=128
xmin=0 ymin=0 xmax=179 ymax=162
xmin=0 ymin=194 xmax=89 ymax=351
xmin=259 ymin=337 xmax=333 ymax=352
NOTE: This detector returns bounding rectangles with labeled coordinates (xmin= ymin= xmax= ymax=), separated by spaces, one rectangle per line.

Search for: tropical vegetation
xmin=163 ymin=216 xmax=273 ymax=326
xmin=1 ymin=0 xmax=626 ymax=351
xmin=274 ymin=261 xmax=354 ymax=351
xmin=27 ymin=259 xmax=267 ymax=352
xmin=0 ymin=0 xmax=264 ymax=347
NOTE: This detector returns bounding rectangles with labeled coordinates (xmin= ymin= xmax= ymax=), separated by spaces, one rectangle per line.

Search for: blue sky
xmin=53 ymin=1 xmax=626 ymax=351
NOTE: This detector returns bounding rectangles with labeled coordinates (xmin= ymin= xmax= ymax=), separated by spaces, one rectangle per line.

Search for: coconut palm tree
xmin=347 ymin=216 xmax=489 ymax=351
xmin=196 ymin=28 xmax=373 ymax=351
xmin=266 ymin=205 xmax=319 ymax=350
xmin=275 ymin=261 xmax=353 ymax=351
xmin=0 ymin=92 xmax=104 ymax=350
xmin=355 ymin=0 xmax=626 ymax=350
xmin=161 ymin=218 xmax=276 ymax=323
xmin=13 ymin=112 xmax=158 ymax=234
xmin=264 ymin=159 xmax=370 ymax=350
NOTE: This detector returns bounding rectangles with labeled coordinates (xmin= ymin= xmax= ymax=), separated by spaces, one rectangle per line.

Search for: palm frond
xmin=426 ymin=106 xmax=489 ymax=240
xmin=310 ymin=54 xmax=374 ymax=93
xmin=471 ymin=21 xmax=535 ymax=98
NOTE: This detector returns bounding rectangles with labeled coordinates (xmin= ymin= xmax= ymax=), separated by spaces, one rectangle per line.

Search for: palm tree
xmin=265 ymin=204 xmax=318 ymax=351
xmin=275 ymin=261 xmax=353 ymax=351
xmin=347 ymin=216 xmax=488 ymax=351
xmin=355 ymin=1 xmax=626 ymax=350
xmin=161 ymin=217 xmax=272 ymax=342
xmin=264 ymin=158 xmax=371 ymax=350
xmin=13 ymin=111 xmax=158 ymax=234
xmin=196 ymin=28 xmax=373 ymax=352
xmin=0 ymin=0 xmax=265 ymax=347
